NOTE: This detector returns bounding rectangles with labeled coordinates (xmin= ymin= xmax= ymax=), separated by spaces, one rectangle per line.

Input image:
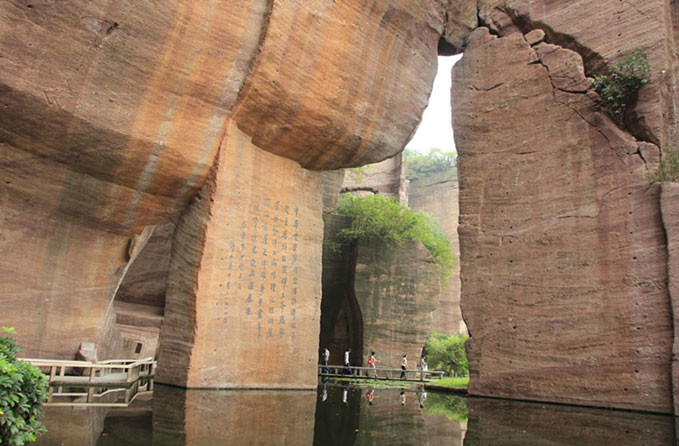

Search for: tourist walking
xmin=344 ymin=348 xmax=352 ymax=375
xmin=367 ymin=351 xmax=378 ymax=378
xmin=322 ymin=347 xmax=330 ymax=373
xmin=419 ymin=355 xmax=428 ymax=380
xmin=400 ymin=354 xmax=408 ymax=380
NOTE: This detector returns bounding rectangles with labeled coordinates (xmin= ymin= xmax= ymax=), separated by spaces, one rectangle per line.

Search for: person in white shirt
xmin=322 ymin=347 xmax=330 ymax=373
xmin=344 ymin=348 xmax=352 ymax=375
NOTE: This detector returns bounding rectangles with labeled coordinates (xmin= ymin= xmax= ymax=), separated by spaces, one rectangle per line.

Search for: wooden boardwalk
xmin=318 ymin=365 xmax=444 ymax=382
xmin=20 ymin=357 xmax=156 ymax=407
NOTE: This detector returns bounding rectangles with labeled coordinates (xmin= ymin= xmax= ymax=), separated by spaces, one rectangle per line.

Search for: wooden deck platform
xmin=318 ymin=365 xmax=444 ymax=382
xmin=20 ymin=357 xmax=156 ymax=407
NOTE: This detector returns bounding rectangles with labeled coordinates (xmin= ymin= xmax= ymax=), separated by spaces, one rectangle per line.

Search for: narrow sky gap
xmin=405 ymin=55 xmax=462 ymax=155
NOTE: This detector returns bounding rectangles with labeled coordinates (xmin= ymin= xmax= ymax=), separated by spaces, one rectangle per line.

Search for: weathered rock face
xmin=454 ymin=27 xmax=673 ymax=413
xmin=0 ymin=0 xmax=270 ymax=358
xmin=661 ymin=183 xmax=679 ymax=415
xmin=231 ymin=2 xmax=445 ymax=169
xmin=474 ymin=0 xmax=679 ymax=149
xmin=156 ymin=123 xmax=324 ymax=388
xmin=408 ymin=168 xmax=465 ymax=334
xmin=354 ymin=238 xmax=440 ymax=368
xmin=342 ymin=153 xmax=408 ymax=203
xmin=320 ymin=216 xmax=442 ymax=368
xmin=115 ymin=222 xmax=174 ymax=309
xmin=113 ymin=222 xmax=173 ymax=359
xmin=1 ymin=0 xmax=677 ymax=411
xmin=0 ymin=0 xmax=445 ymax=374
xmin=320 ymin=214 xmax=364 ymax=366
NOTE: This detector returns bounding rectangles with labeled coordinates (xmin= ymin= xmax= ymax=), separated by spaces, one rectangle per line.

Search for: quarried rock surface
xmin=475 ymin=0 xmax=679 ymax=149
xmin=354 ymin=238 xmax=440 ymax=368
xmin=454 ymin=28 xmax=673 ymax=413
xmin=156 ymin=122 xmax=324 ymax=388
xmin=408 ymin=168 xmax=465 ymax=334
xmin=320 ymin=215 xmax=364 ymax=366
xmin=0 ymin=0 xmax=447 ymax=375
xmin=661 ymin=183 xmax=679 ymax=415
xmin=231 ymin=1 xmax=445 ymax=169
xmin=0 ymin=0 xmax=271 ymax=358
xmin=114 ymin=222 xmax=174 ymax=359
xmin=342 ymin=153 xmax=408 ymax=203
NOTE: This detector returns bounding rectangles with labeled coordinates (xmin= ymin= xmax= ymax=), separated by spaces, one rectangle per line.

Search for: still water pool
xmin=33 ymin=381 xmax=675 ymax=445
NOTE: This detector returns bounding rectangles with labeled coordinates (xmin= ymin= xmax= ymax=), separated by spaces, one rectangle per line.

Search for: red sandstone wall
xmin=454 ymin=27 xmax=673 ymax=413
xmin=408 ymin=168 xmax=465 ymax=335
xmin=156 ymin=123 xmax=324 ymax=388
xmin=0 ymin=0 xmax=444 ymax=369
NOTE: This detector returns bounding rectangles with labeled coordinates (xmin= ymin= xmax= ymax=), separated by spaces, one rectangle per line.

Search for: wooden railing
xmin=19 ymin=357 xmax=156 ymax=407
xmin=318 ymin=364 xmax=445 ymax=382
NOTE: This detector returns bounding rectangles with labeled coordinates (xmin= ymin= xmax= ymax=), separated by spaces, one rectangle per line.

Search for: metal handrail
xmin=318 ymin=364 xmax=445 ymax=380
xmin=20 ymin=357 xmax=155 ymax=370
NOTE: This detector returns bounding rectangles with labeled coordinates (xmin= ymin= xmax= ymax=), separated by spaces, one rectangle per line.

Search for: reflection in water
xmin=34 ymin=405 xmax=109 ymax=446
xmin=34 ymin=382 xmax=677 ymax=446
xmin=464 ymin=397 xmax=676 ymax=446
xmin=312 ymin=382 xmax=466 ymax=446
xmin=152 ymin=385 xmax=316 ymax=446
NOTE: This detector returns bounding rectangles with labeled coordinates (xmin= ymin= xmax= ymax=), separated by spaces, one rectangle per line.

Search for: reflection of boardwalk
xmin=318 ymin=365 xmax=444 ymax=382
xmin=20 ymin=357 xmax=156 ymax=407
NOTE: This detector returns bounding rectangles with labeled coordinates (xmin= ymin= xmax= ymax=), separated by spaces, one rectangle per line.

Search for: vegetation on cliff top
xmin=1 ymin=327 xmax=48 ymax=446
xmin=405 ymin=149 xmax=457 ymax=181
xmin=592 ymin=48 xmax=651 ymax=127
xmin=335 ymin=193 xmax=455 ymax=275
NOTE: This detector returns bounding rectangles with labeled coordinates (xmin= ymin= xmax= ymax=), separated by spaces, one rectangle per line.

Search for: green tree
xmin=0 ymin=327 xmax=49 ymax=446
xmin=405 ymin=148 xmax=457 ymax=181
xmin=335 ymin=194 xmax=455 ymax=275
xmin=424 ymin=331 xmax=468 ymax=377
xmin=592 ymin=48 xmax=651 ymax=126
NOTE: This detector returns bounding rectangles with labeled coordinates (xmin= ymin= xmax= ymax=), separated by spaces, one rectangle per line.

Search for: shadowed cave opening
xmin=111 ymin=222 xmax=175 ymax=361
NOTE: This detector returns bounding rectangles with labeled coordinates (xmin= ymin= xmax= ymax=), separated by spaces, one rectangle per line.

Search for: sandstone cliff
xmin=341 ymin=153 xmax=408 ymax=204
xmin=0 ymin=0 xmax=444 ymax=389
xmin=0 ymin=0 xmax=677 ymax=412
xmin=408 ymin=167 xmax=465 ymax=335
xmin=453 ymin=5 xmax=677 ymax=411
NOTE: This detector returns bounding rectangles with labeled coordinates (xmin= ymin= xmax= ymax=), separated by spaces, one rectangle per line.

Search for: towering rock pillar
xmin=454 ymin=26 xmax=674 ymax=413
xmin=157 ymin=123 xmax=324 ymax=388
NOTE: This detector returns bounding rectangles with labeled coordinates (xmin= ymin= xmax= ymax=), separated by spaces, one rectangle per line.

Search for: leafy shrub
xmin=405 ymin=148 xmax=457 ymax=181
xmin=648 ymin=148 xmax=679 ymax=183
xmin=424 ymin=331 xmax=468 ymax=377
xmin=592 ymin=49 xmax=651 ymax=126
xmin=0 ymin=327 xmax=48 ymax=446
xmin=335 ymin=193 xmax=455 ymax=275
